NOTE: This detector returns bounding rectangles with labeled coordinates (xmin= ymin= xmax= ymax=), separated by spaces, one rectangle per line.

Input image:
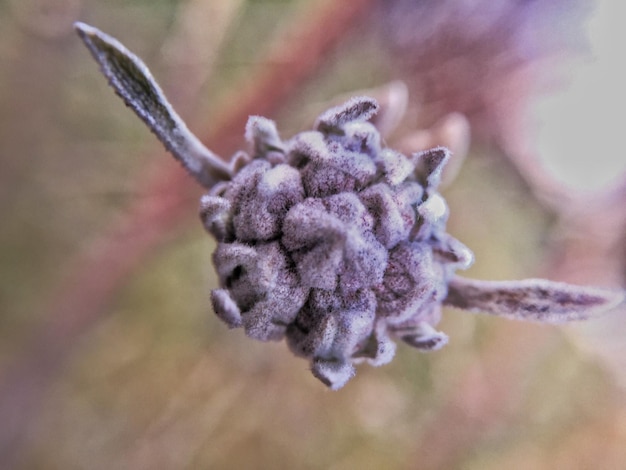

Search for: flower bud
xmin=207 ymin=98 xmax=473 ymax=388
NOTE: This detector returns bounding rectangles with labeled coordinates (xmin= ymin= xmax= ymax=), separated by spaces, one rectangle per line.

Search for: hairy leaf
xmin=74 ymin=22 xmax=231 ymax=187
xmin=445 ymin=276 xmax=625 ymax=322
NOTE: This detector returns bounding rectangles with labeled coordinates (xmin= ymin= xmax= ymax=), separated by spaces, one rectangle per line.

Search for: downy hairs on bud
xmin=75 ymin=22 xmax=625 ymax=390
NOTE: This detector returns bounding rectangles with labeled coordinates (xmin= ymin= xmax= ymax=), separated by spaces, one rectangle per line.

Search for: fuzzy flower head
xmin=201 ymin=97 xmax=473 ymax=388
xmin=75 ymin=23 xmax=626 ymax=390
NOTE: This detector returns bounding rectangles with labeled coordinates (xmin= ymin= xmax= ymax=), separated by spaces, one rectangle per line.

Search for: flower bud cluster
xmin=201 ymin=97 xmax=473 ymax=389
xmin=75 ymin=23 xmax=625 ymax=391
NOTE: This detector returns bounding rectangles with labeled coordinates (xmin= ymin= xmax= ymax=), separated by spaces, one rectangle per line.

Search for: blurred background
xmin=1 ymin=0 xmax=625 ymax=468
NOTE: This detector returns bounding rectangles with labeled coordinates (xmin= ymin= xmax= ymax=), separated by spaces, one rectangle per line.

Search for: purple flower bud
xmin=76 ymin=23 xmax=626 ymax=390
xmin=205 ymin=98 xmax=471 ymax=388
